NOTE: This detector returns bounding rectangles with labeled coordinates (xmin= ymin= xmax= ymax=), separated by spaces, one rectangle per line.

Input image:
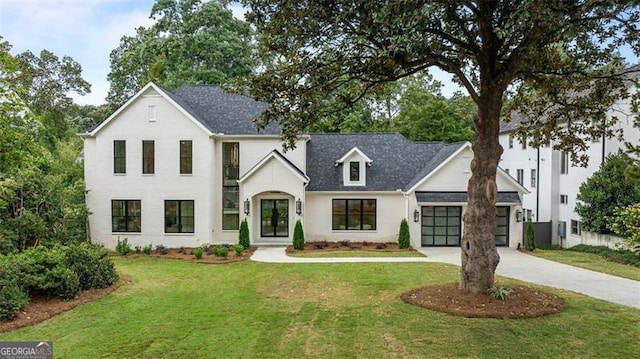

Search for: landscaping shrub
xmin=235 ymin=244 xmax=244 ymax=256
xmin=524 ymin=218 xmax=536 ymax=251
xmin=194 ymin=247 xmax=204 ymax=259
xmin=156 ymin=244 xmax=168 ymax=255
xmin=116 ymin=238 xmax=131 ymax=255
xmin=63 ymin=243 xmax=118 ymax=290
xmin=15 ymin=246 xmax=81 ymax=299
xmin=239 ymin=219 xmax=250 ymax=249
xmin=398 ymin=219 xmax=410 ymax=249
xmin=0 ymin=259 xmax=29 ymax=322
xmin=213 ymin=246 xmax=228 ymax=258
xmin=488 ymin=284 xmax=511 ymax=300
xmin=143 ymin=244 xmax=152 ymax=255
xmin=568 ymin=244 xmax=640 ymax=267
xmin=293 ymin=220 xmax=305 ymax=250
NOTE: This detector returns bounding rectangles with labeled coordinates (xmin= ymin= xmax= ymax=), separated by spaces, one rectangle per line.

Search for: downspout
xmin=536 ymin=146 xmax=540 ymax=220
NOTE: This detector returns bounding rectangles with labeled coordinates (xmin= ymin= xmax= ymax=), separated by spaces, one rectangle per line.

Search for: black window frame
xmin=111 ymin=200 xmax=141 ymax=232
xmin=164 ymin=200 xmax=195 ymax=233
xmin=349 ymin=161 xmax=360 ymax=182
xmin=222 ymin=142 xmax=240 ymax=230
xmin=142 ymin=140 xmax=154 ymax=174
xmin=113 ymin=140 xmax=126 ymax=174
xmin=180 ymin=140 xmax=192 ymax=174
xmin=332 ymin=199 xmax=376 ymax=231
xmin=508 ymin=135 xmax=514 ymax=149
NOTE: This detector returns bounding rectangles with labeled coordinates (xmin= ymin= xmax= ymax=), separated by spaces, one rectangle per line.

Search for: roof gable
xmin=335 ymin=147 xmax=373 ymax=166
xmin=81 ymin=82 xmax=211 ymax=137
xmin=238 ymin=150 xmax=309 ymax=185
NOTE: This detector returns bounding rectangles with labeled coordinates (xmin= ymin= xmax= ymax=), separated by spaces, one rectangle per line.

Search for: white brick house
xmin=81 ymin=82 xmax=527 ymax=250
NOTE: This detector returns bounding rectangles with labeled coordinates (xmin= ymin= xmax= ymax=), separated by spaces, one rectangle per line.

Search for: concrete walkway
xmin=251 ymin=246 xmax=640 ymax=309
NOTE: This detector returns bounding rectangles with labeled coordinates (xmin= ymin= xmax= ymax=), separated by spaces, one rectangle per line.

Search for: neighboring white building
xmin=80 ymin=82 xmax=527 ymax=250
xmin=499 ymin=78 xmax=639 ymax=247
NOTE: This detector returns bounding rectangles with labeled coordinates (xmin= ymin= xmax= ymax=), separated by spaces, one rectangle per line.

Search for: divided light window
xmin=165 ymin=200 xmax=194 ymax=233
xmin=516 ymin=169 xmax=524 ymax=185
xmin=332 ymin=199 xmax=376 ymax=230
xmin=349 ymin=161 xmax=360 ymax=181
xmin=530 ymin=169 xmax=536 ymax=188
xmin=222 ymin=142 xmax=240 ymax=230
xmin=111 ymin=200 xmax=141 ymax=232
xmin=570 ymin=220 xmax=581 ymax=235
xmin=142 ymin=140 xmax=154 ymax=174
xmin=113 ymin=140 xmax=126 ymax=174
xmin=180 ymin=140 xmax=192 ymax=174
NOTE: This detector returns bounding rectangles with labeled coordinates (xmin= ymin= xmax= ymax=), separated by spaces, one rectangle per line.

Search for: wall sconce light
xmin=295 ymin=198 xmax=302 ymax=215
xmin=413 ymin=209 xmax=420 ymax=223
xmin=515 ymin=209 xmax=522 ymax=222
xmin=244 ymin=198 xmax=250 ymax=215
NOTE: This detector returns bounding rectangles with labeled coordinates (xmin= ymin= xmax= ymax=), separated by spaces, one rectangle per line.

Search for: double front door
xmin=261 ymin=199 xmax=289 ymax=237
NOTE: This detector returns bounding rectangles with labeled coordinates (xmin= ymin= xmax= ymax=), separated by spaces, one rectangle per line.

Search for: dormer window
xmin=335 ymin=147 xmax=371 ymax=187
xmin=349 ymin=161 xmax=360 ymax=181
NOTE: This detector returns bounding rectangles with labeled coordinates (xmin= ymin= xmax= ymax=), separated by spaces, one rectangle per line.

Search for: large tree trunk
xmin=460 ymin=89 xmax=504 ymax=293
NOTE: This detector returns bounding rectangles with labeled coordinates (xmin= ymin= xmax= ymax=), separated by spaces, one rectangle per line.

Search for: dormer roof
xmin=335 ymin=147 xmax=373 ymax=166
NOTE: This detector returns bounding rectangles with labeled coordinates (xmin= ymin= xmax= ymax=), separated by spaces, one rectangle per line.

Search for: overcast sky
xmin=1 ymin=1 xmax=636 ymax=106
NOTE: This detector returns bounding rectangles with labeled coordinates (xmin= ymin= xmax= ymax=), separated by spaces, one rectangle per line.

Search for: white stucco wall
xmin=84 ymin=88 xmax=216 ymax=250
xmin=304 ymin=192 xmax=407 ymax=243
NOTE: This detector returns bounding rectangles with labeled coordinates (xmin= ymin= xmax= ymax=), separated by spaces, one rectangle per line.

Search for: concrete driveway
xmin=251 ymin=246 xmax=640 ymax=309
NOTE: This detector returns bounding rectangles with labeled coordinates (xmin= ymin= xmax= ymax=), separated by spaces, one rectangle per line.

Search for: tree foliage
xmin=242 ymin=0 xmax=639 ymax=292
xmin=608 ymin=203 xmax=640 ymax=254
xmin=0 ymin=39 xmax=89 ymax=253
xmin=107 ymin=0 xmax=255 ymax=107
xmin=576 ymin=153 xmax=640 ymax=234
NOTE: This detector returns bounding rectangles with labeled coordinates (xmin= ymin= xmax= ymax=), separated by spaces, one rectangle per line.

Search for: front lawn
xmin=524 ymin=249 xmax=640 ymax=281
xmin=1 ymin=257 xmax=638 ymax=358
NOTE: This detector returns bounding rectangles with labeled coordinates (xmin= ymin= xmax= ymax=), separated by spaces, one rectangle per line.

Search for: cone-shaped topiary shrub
xmin=293 ymin=220 xmax=305 ymax=250
xmin=239 ymin=218 xmax=250 ymax=249
xmin=398 ymin=219 xmax=410 ymax=249
xmin=525 ymin=217 xmax=536 ymax=251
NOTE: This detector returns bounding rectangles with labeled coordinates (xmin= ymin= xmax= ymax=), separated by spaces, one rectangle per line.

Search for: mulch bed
xmin=286 ymin=241 xmax=418 ymax=253
xmin=125 ymin=246 xmax=256 ymax=263
xmin=0 ymin=275 xmax=132 ymax=333
xmin=401 ymin=283 xmax=565 ymax=319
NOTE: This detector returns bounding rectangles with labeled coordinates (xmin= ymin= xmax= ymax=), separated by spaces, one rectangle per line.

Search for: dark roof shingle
xmin=306 ymin=133 xmax=466 ymax=191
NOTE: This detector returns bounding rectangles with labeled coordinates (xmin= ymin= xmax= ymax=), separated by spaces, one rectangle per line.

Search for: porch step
xmin=253 ymin=241 xmax=290 ymax=247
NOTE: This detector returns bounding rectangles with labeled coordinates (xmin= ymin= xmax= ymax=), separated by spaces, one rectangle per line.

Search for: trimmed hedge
xmin=568 ymin=244 xmax=640 ymax=267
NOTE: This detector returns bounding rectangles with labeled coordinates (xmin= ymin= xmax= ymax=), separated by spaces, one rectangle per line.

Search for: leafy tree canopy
xmin=576 ymin=152 xmax=640 ymax=234
xmin=241 ymin=0 xmax=639 ymax=292
xmin=107 ymin=0 xmax=255 ymax=107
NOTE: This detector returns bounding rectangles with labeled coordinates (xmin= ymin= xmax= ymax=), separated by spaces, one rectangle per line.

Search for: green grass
xmin=287 ymin=250 xmax=426 ymax=258
xmin=525 ymin=249 xmax=640 ymax=281
xmin=2 ymin=257 xmax=639 ymax=358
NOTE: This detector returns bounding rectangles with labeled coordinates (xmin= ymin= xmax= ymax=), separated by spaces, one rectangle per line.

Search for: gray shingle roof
xmin=415 ymin=191 xmax=521 ymax=203
xmin=305 ymin=133 xmax=466 ymax=192
xmin=160 ymin=85 xmax=280 ymax=135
